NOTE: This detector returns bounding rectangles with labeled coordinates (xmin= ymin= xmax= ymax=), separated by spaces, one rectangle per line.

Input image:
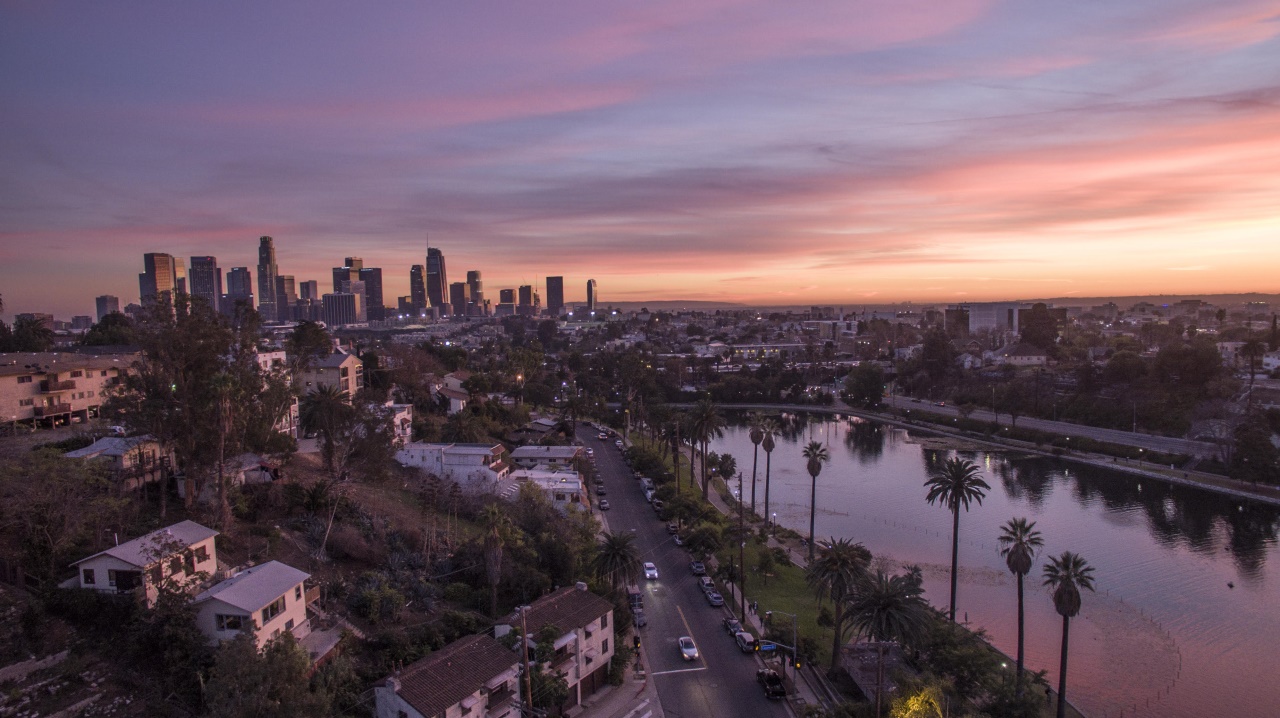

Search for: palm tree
xmin=593 ymin=532 xmax=641 ymax=592
xmin=300 ymin=384 xmax=353 ymax=473
xmin=805 ymin=538 xmax=871 ymax=674
xmin=689 ymin=397 xmax=725 ymax=499
xmin=848 ymin=569 xmax=930 ymax=717
xmin=1044 ymin=552 xmax=1096 ymax=718
xmin=998 ymin=517 xmax=1044 ymax=696
xmin=481 ymin=504 xmax=517 ymax=616
xmin=761 ymin=418 xmax=779 ymax=528
xmin=441 ymin=410 xmax=486 ymax=443
xmin=748 ymin=413 xmax=765 ymax=515
xmin=924 ymin=457 xmax=990 ymax=622
xmin=802 ymin=441 xmax=830 ymax=561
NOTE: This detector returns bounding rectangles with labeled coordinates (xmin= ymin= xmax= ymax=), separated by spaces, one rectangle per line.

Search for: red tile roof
xmin=392 ymin=634 xmax=517 ymax=718
xmin=512 ymin=585 xmax=614 ymax=634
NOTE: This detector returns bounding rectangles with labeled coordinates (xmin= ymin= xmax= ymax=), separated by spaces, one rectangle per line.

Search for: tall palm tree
xmin=300 ymin=383 xmax=353 ymax=473
xmin=689 ymin=397 xmax=725 ymax=499
xmin=761 ymin=418 xmax=779 ymax=528
xmin=805 ymin=538 xmax=872 ymax=674
xmin=848 ymin=569 xmax=930 ymax=717
xmin=1044 ymin=552 xmax=1096 ymax=718
xmin=480 ymin=504 xmax=517 ymax=616
xmin=802 ymin=441 xmax=830 ymax=561
xmin=748 ymin=413 xmax=765 ymax=515
xmin=998 ymin=517 xmax=1044 ymax=696
xmin=593 ymin=532 xmax=641 ymax=592
xmin=924 ymin=457 xmax=990 ymax=622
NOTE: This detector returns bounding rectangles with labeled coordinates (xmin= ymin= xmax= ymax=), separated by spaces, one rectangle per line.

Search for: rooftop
xmin=507 ymin=584 xmax=613 ymax=634
xmin=389 ymin=634 xmax=517 ymax=718
xmin=73 ymin=520 xmax=217 ymax=569
xmin=0 ymin=352 xmax=135 ymax=378
xmin=194 ymin=561 xmax=309 ymax=612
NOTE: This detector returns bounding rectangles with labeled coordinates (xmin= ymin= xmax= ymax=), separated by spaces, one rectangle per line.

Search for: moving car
xmin=672 ymin=534 xmax=684 ymax=547
xmin=666 ymin=522 xmax=679 ymax=534
xmin=705 ymin=591 xmax=724 ymax=607
xmin=598 ymin=499 xmax=611 ymax=510
xmin=689 ymin=561 xmax=707 ymax=576
xmin=679 ymin=636 xmax=699 ymax=661
xmin=615 ymin=439 xmax=624 ymax=448
xmin=598 ymin=432 xmax=609 ymax=440
xmin=757 ymin=669 xmax=787 ymax=699
xmin=643 ymin=562 xmax=659 ymax=580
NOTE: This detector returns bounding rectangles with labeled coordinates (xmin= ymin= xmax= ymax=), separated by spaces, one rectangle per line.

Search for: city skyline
xmin=3 ymin=2 xmax=1279 ymax=318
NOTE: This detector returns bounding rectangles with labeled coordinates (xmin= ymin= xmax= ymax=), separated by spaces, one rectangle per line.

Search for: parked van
xmin=644 ymin=489 xmax=656 ymax=503
xmin=627 ymin=584 xmax=643 ymax=609
xmin=640 ymin=477 xmax=655 ymax=492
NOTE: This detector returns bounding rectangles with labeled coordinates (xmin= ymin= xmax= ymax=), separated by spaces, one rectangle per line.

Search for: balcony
xmin=34 ymin=403 xmax=72 ymax=417
xmin=40 ymin=379 xmax=77 ymax=393
xmin=486 ymin=685 xmax=516 ymax=711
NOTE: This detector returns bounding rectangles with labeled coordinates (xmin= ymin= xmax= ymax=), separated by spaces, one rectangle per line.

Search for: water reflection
xmin=842 ymin=419 xmax=885 ymax=462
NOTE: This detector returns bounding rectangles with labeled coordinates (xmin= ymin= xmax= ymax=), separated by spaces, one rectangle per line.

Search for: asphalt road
xmin=580 ymin=428 xmax=789 ymax=718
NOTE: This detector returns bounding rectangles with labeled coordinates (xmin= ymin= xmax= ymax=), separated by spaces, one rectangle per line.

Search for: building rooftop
xmin=506 ymin=584 xmax=613 ymax=634
xmin=510 ymin=445 xmax=582 ymax=460
xmin=73 ymin=520 xmax=217 ymax=569
xmin=194 ymin=561 xmax=309 ymax=612
xmin=64 ymin=435 xmax=155 ymax=459
xmin=0 ymin=352 xmax=135 ymax=378
xmin=388 ymin=634 xmax=517 ymax=718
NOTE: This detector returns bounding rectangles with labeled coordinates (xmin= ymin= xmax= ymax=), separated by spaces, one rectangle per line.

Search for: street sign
xmin=759 ymin=642 xmax=777 ymax=651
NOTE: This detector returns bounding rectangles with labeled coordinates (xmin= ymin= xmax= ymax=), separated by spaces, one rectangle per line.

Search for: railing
xmin=486 ymin=685 xmax=516 ymax=710
xmin=34 ymin=403 xmax=72 ymax=417
xmin=40 ymin=379 xmax=76 ymax=392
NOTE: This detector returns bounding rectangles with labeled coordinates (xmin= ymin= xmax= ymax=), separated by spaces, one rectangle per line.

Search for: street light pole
xmin=738 ymin=471 xmax=746 ymax=623
xmin=519 ymin=606 xmax=534 ymax=718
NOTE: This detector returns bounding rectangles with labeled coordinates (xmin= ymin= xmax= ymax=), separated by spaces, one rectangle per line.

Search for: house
xmin=296 ymin=349 xmax=364 ymax=398
xmin=0 ymin=352 xmax=135 ymax=428
xmin=396 ymin=442 xmax=510 ymax=491
xmin=509 ymin=445 xmax=583 ymax=471
xmin=256 ymin=349 xmax=299 ymax=438
xmin=71 ymin=520 xmax=218 ymax=606
xmin=495 ymin=583 xmax=615 ymax=713
xmin=496 ymin=469 xmax=586 ymax=512
xmin=64 ymin=435 xmax=173 ymax=490
xmin=437 ymin=386 xmax=470 ymax=415
xmin=384 ymin=399 xmax=414 ymax=446
xmin=996 ymin=343 xmax=1049 ymax=367
xmin=442 ymin=370 xmax=472 ymax=394
xmin=175 ymin=452 xmax=278 ymax=502
xmin=375 ymin=634 xmax=521 ymax=718
xmin=192 ymin=561 xmax=310 ymax=649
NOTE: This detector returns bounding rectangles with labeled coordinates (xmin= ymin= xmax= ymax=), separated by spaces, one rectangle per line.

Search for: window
xmin=194 ymin=545 xmax=209 ymax=563
xmin=262 ymin=595 xmax=286 ymax=624
xmin=216 ymin=614 xmax=246 ymax=631
xmin=601 ymin=613 xmax=608 ymax=629
xmin=18 ymin=376 xmax=32 ymax=384
xmin=169 ymin=556 xmax=183 ymax=575
xmin=82 ymin=568 xmax=95 ymax=585
xmin=108 ymin=569 xmax=118 ymax=587
xmin=71 ymin=370 xmax=83 ymax=378
xmin=295 ymin=585 xmax=302 ymax=601
xmin=19 ymin=399 xmax=33 ymax=407
xmin=285 ymin=618 xmax=295 ymax=631
xmin=602 ymin=639 xmax=608 ymax=654
xmin=101 ymin=370 xmax=107 ymax=377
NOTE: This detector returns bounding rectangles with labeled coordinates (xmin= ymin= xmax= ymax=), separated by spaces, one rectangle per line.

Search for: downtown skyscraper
xmin=546 ymin=276 xmax=564 ymax=316
xmin=257 ymin=236 xmax=280 ymax=322
xmin=138 ymin=253 xmax=178 ymax=304
xmin=189 ymin=256 xmax=222 ymax=312
xmin=426 ymin=245 xmax=449 ymax=314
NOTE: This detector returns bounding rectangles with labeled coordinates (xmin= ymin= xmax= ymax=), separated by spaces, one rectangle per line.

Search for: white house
xmin=497 ymin=469 xmax=586 ymax=512
xmin=396 ymin=442 xmax=510 ymax=491
xmin=495 ymin=583 xmax=615 ymax=713
xmin=71 ymin=520 xmax=218 ymax=606
xmin=192 ymin=560 xmax=310 ymax=649
xmin=64 ymin=435 xmax=172 ymax=490
xmin=384 ymin=399 xmax=414 ymax=446
xmin=509 ymin=445 xmax=583 ymax=470
xmin=375 ymin=634 xmax=520 ymax=718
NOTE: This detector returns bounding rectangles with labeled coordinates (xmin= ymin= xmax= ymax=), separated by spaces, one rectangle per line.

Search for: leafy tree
xmin=802 ymin=441 xmax=830 ymax=560
xmin=1102 ymin=350 xmax=1147 ymax=384
xmin=805 ymin=539 xmax=871 ymax=674
xmin=919 ymin=326 xmax=957 ymax=387
xmin=844 ymin=362 xmax=886 ymax=408
xmin=998 ymin=517 xmax=1044 ymax=695
xmin=10 ymin=315 xmax=55 ymax=352
xmin=284 ymin=321 xmax=332 ymax=376
xmin=1019 ymin=303 xmax=1060 ymax=351
xmin=1043 ymin=552 xmax=1096 ymax=718
xmin=205 ymin=632 xmax=331 ymax=718
xmin=81 ymin=312 xmax=137 ymax=346
xmin=924 ymin=458 xmax=990 ymax=622
xmin=128 ymin=588 xmax=213 ymax=707
xmin=1232 ymin=412 xmax=1280 ymax=485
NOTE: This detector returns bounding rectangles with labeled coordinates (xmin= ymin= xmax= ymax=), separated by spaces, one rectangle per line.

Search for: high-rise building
xmin=257 ymin=237 xmax=279 ymax=322
xmin=499 ymin=288 xmax=516 ymax=304
xmin=409 ymin=265 xmax=426 ymax=312
xmin=466 ymin=270 xmax=484 ymax=315
xmin=546 ymin=276 xmax=564 ymax=316
xmin=322 ymin=293 xmax=362 ymax=327
xmin=224 ymin=267 xmax=254 ymax=316
xmin=276 ymin=276 xmax=297 ymax=320
xmin=426 ymin=246 xmax=448 ymax=312
xmin=586 ymin=279 xmax=597 ymax=315
xmin=95 ymin=295 xmax=120 ymax=321
xmin=299 ymin=280 xmax=319 ymax=301
xmin=359 ymin=267 xmax=384 ymax=321
xmin=139 ymin=253 xmax=177 ymax=304
xmin=449 ymin=282 xmax=470 ymax=315
xmin=173 ymin=258 xmax=187 ymax=295
xmin=71 ymin=316 xmax=94 ymax=330
xmin=189 ymin=256 xmax=222 ymax=312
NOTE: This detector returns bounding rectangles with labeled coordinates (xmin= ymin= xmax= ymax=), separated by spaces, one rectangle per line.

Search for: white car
xmin=679 ymin=636 xmax=699 ymax=661
xmin=644 ymin=562 xmax=659 ymax=580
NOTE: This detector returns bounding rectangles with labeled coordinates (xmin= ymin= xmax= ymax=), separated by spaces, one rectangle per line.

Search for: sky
xmin=2 ymin=0 xmax=1279 ymax=319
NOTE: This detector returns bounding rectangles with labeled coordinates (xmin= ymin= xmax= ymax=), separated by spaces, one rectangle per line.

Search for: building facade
xmin=95 ymin=295 xmax=120 ymax=321
xmin=256 ymin=236 xmax=279 ymax=322
xmin=426 ymin=246 xmax=449 ymax=312
xmin=546 ymin=276 xmax=564 ymax=316
xmin=188 ymin=256 xmax=222 ymax=312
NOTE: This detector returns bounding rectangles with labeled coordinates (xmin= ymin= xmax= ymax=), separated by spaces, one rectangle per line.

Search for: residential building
xmin=296 ymin=349 xmax=363 ymax=398
xmin=375 ymin=634 xmax=521 ymax=718
xmin=495 ymin=583 xmax=615 ymax=712
xmin=192 ymin=561 xmax=310 ymax=649
xmin=994 ymin=343 xmax=1049 ymax=367
xmin=189 ymin=256 xmax=222 ymax=312
xmin=95 ymin=295 xmax=120 ymax=321
xmin=426 ymin=245 xmax=449 ymax=313
xmin=497 ymin=468 xmax=585 ymax=512
xmin=257 ymin=236 xmax=280 ymax=322
xmin=64 ymin=435 xmax=173 ymax=490
xmin=71 ymin=520 xmax=218 ymax=607
xmin=546 ymin=276 xmax=564 ymax=316
xmin=395 ymin=442 xmax=510 ymax=490
xmin=0 ymin=352 xmax=133 ymax=426
xmin=509 ymin=445 xmax=583 ymax=470
xmin=139 ymin=252 xmax=178 ymax=304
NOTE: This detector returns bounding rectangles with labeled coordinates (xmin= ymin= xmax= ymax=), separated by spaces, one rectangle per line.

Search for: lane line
xmin=620 ymin=699 xmax=650 ymax=718
xmin=649 ymin=666 xmax=709 ymax=676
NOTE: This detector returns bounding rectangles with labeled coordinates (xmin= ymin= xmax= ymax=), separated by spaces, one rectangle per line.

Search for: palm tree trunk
xmin=875 ymin=643 xmax=885 ymax=718
xmin=1057 ymin=614 xmax=1071 ymax=718
xmin=763 ymin=452 xmax=772 ymax=527
xmin=949 ymin=505 xmax=960 ymax=622
xmin=701 ymin=439 xmax=710 ymax=499
xmin=829 ymin=604 xmax=844 ymax=674
xmin=1016 ymin=573 xmax=1026 ymax=696
xmin=808 ymin=472 xmax=817 ymax=561
xmin=751 ymin=445 xmax=759 ymax=515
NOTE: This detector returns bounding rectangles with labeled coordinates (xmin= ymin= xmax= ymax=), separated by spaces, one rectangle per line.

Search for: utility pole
xmin=738 ymin=471 xmax=746 ymax=622
xmin=520 ymin=606 xmax=534 ymax=718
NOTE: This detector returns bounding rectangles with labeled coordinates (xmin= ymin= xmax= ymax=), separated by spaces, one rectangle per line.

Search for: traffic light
xmin=794 ymin=658 xmax=802 ymax=670
xmin=633 ymin=635 xmax=641 ymax=649
xmin=754 ymin=641 xmax=760 ymax=652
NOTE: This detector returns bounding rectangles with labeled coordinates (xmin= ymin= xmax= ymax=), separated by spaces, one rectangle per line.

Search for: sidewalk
xmin=570 ymin=631 xmax=665 ymax=718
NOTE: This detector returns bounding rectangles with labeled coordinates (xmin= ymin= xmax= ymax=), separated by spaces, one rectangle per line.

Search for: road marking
xmin=649 ymin=666 xmax=708 ymax=676
xmin=621 ymin=699 xmax=650 ymax=718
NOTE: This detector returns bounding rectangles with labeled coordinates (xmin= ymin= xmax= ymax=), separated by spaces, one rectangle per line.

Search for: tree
xmin=805 ymin=539 xmax=872 ymax=674
xmin=81 ymin=312 xmax=137 ymax=346
xmin=285 ymin=321 xmax=332 ymax=375
xmin=1043 ymin=552 xmax=1097 ymax=718
xmin=300 ymin=384 xmax=355 ymax=473
xmin=998 ymin=517 xmax=1044 ymax=695
xmin=481 ymin=503 xmax=519 ymax=616
xmin=592 ymin=532 xmax=641 ymax=592
xmin=761 ymin=418 xmax=779 ymax=527
xmin=10 ymin=315 xmax=55 ymax=352
xmin=1019 ymin=303 xmax=1060 ymax=351
xmin=848 ymin=569 xmax=930 ymax=718
xmin=844 ymin=362 xmax=886 ymax=408
xmin=689 ymin=397 xmax=726 ymax=499
xmin=924 ymin=457 xmax=990 ymax=622
xmin=205 ymin=632 xmax=331 ymax=718
xmin=802 ymin=441 xmax=830 ymax=561
xmin=749 ymin=413 xmax=765 ymax=514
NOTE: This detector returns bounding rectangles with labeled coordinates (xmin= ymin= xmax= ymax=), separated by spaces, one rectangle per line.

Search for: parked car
xmin=697 ymin=576 xmax=715 ymax=593
xmin=598 ymin=499 xmax=611 ymax=510
xmin=644 ymin=562 xmax=659 ymax=580
xmin=672 ymin=534 xmax=684 ymax=547
xmin=633 ymin=609 xmax=647 ymax=628
xmin=651 ymin=499 xmax=664 ymax=512
xmin=596 ymin=486 xmax=607 ymax=495
xmin=689 ymin=561 xmax=707 ymax=576
xmin=679 ymin=636 xmax=699 ymax=661
xmin=723 ymin=618 xmax=742 ymax=635
xmin=757 ymin=669 xmax=787 ymax=699
xmin=734 ymin=631 xmax=757 ymax=652
xmin=705 ymin=591 xmax=724 ymax=607
xmin=666 ymin=522 xmax=679 ymax=534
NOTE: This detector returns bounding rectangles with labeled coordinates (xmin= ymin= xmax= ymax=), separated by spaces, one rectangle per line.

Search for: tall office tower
xmin=332 ymin=263 xmax=358 ymax=293
xmin=359 ymin=266 xmax=384 ymax=320
xmin=299 ymin=280 xmax=319 ymax=300
xmin=139 ymin=253 xmax=177 ymax=304
xmin=188 ymin=256 xmax=222 ymax=312
xmin=449 ymin=282 xmax=470 ymax=315
xmin=546 ymin=276 xmax=564 ymax=316
xmin=338 ymin=280 xmax=367 ymax=322
xmin=322 ymin=293 xmax=361 ymax=327
xmin=257 ymin=236 xmax=279 ymax=322
xmin=466 ymin=270 xmax=484 ymax=315
xmin=586 ymin=279 xmax=597 ymax=315
xmin=173 ymin=258 xmax=187 ymax=295
xmin=95 ymin=295 xmax=120 ymax=321
xmin=409 ymin=265 xmax=427 ymax=312
xmin=276 ymin=276 xmax=298 ymax=320
xmin=426 ymin=246 xmax=448 ymax=312
xmin=224 ymin=267 xmax=254 ymax=316
xmin=71 ymin=316 xmax=94 ymax=330
xmin=499 ymin=288 xmax=516 ymax=304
